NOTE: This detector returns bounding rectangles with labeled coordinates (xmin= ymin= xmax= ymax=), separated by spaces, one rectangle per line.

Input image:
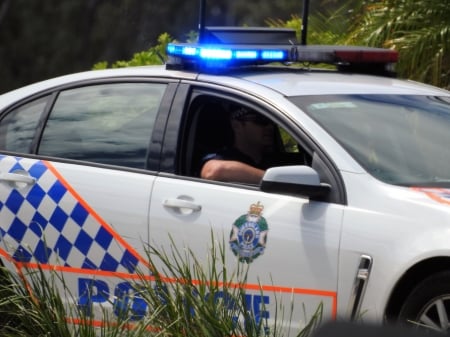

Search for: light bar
xmin=166 ymin=40 xmax=398 ymax=75
xmin=335 ymin=49 xmax=398 ymax=63
xmin=294 ymin=45 xmax=399 ymax=64
xmin=167 ymin=43 xmax=289 ymax=62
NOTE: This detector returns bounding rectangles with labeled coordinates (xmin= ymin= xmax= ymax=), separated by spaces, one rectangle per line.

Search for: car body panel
xmin=338 ymin=170 xmax=450 ymax=320
xmin=148 ymin=174 xmax=344 ymax=325
xmin=0 ymin=155 xmax=155 ymax=320
xmin=198 ymin=70 xmax=450 ymax=96
xmin=0 ymin=62 xmax=450 ymax=332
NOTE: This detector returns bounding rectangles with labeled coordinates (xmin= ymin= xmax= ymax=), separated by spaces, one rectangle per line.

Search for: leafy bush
xmin=93 ymin=33 xmax=172 ymax=69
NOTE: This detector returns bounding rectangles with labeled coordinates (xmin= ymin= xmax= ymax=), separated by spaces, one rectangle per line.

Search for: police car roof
xmin=1 ymin=65 xmax=449 ymax=109
xmin=198 ymin=68 xmax=450 ymax=97
xmin=162 ymin=27 xmax=448 ymax=96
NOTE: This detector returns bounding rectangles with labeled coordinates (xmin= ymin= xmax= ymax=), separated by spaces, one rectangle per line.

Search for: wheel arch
xmin=384 ymin=256 xmax=450 ymax=322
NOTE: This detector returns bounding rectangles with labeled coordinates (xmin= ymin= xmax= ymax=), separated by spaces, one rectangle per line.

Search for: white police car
xmin=0 ymin=27 xmax=450 ymax=332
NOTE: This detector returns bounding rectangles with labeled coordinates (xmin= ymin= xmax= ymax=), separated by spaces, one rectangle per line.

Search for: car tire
xmin=398 ymin=271 xmax=450 ymax=332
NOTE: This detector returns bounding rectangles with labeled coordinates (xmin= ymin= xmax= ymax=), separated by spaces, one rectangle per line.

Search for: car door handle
xmin=0 ymin=172 xmax=36 ymax=186
xmin=163 ymin=198 xmax=202 ymax=212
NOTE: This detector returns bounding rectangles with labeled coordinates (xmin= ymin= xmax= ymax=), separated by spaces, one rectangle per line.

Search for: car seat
xmin=188 ymin=98 xmax=233 ymax=177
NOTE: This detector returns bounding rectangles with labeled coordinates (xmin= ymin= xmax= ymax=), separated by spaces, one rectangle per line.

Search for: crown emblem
xmin=248 ymin=201 xmax=264 ymax=216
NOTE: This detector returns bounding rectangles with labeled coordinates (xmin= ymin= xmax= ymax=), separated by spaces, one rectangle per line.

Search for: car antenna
xmin=301 ymin=0 xmax=310 ymax=45
xmin=198 ymin=0 xmax=206 ymax=43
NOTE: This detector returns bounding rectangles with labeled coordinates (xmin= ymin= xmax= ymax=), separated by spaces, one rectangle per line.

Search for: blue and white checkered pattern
xmin=0 ymin=155 xmax=145 ymax=273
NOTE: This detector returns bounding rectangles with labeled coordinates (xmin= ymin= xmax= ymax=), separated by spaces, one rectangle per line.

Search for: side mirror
xmin=260 ymin=165 xmax=331 ymax=199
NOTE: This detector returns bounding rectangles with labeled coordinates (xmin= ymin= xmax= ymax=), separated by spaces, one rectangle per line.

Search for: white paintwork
xmin=0 ymin=63 xmax=450 ymax=333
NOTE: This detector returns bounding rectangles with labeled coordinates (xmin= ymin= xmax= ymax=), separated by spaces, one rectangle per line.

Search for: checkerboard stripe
xmin=0 ymin=155 xmax=147 ymax=273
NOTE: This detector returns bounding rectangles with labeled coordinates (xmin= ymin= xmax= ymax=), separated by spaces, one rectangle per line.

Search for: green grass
xmin=0 ymin=235 xmax=322 ymax=337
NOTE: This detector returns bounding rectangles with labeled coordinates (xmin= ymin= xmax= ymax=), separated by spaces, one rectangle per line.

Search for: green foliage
xmin=347 ymin=0 xmax=450 ymax=89
xmin=265 ymin=15 xmax=303 ymax=42
xmin=0 ymin=234 xmax=322 ymax=337
xmin=264 ymin=12 xmax=345 ymax=69
xmin=93 ymin=33 xmax=172 ymax=69
xmin=0 ymin=265 xmax=87 ymax=337
xmin=137 ymin=237 xmax=259 ymax=337
xmin=2 ymin=0 xmax=449 ymax=92
xmin=265 ymin=2 xmax=360 ymax=46
xmin=257 ymin=0 xmax=450 ymax=89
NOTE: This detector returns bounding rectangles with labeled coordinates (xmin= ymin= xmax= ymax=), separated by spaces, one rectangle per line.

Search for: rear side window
xmin=39 ymin=83 xmax=166 ymax=169
xmin=0 ymin=96 xmax=49 ymax=153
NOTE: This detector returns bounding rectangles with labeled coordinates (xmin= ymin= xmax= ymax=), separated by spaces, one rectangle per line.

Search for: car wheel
xmin=398 ymin=271 xmax=450 ymax=332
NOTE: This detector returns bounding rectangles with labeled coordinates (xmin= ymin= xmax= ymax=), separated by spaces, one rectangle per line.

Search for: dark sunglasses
xmin=237 ymin=115 xmax=272 ymax=126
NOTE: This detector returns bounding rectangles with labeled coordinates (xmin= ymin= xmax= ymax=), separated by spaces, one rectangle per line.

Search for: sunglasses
xmin=237 ymin=115 xmax=272 ymax=126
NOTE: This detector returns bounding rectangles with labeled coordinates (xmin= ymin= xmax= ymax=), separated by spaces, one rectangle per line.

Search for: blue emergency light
xmin=166 ymin=44 xmax=288 ymax=62
xmin=166 ymin=27 xmax=398 ymax=76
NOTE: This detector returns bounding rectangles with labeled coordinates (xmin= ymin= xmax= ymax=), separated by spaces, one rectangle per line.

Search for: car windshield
xmin=289 ymin=95 xmax=450 ymax=187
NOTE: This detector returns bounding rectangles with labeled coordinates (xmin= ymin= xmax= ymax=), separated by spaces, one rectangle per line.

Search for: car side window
xmin=38 ymin=83 xmax=167 ymax=169
xmin=182 ymin=95 xmax=310 ymax=182
xmin=0 ymin=95 xmax=49 ymax=153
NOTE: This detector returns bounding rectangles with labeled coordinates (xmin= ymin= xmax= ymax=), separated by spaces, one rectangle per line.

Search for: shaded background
xmin=0 ymin=0 xmax=317 ymax=94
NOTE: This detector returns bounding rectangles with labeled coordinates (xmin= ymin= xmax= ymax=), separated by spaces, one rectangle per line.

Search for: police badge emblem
xmin=230 ymin=202 xmax=268 ymax=263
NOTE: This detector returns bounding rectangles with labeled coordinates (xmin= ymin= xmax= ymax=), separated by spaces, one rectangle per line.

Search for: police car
xmin=0 ymin=26 xmax=450 ymax=333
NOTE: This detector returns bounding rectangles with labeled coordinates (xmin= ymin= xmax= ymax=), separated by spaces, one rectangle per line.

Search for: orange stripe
xmin=42 ymin=160 xmax=150 ymax=267
xmin=9 ymin=260 xmax=337 ymax=297
xmin=67 ymin=317 xmax=161 ymax=332
xmin=412 ymin=187 xmax=450 ymax=206
xmin=0 ymin=247 xmax=337 ymax=319
xmin=14 ymin=261 xmax=149 ymax=279
xmin=0 ymin=248 xmax=12 ymax=260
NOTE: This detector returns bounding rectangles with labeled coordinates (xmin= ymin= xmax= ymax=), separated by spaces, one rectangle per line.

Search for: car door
xmin=0 ymin=81 xmax=175 ymax=322
xmin=149 ymin=88 xmax=344 ymax=331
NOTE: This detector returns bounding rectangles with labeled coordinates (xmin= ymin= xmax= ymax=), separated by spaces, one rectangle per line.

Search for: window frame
xmin=0 ymin=78 xmax=179 ymax=173
xmin=162 ymin=82 xmax=347 ymax=204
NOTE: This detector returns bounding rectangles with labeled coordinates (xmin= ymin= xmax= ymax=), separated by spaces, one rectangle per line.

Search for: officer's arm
xmin=200 ymin=159 xmax=264 ymax=185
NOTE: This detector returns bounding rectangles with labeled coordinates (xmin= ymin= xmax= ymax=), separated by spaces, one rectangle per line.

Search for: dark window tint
xmin=0 ymin=96 xmax=49 ymax=153
xmin=184 ymin=95 xmax=310 ymax=179
xmin=39 ymin=83 xmax=166 ymax=169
